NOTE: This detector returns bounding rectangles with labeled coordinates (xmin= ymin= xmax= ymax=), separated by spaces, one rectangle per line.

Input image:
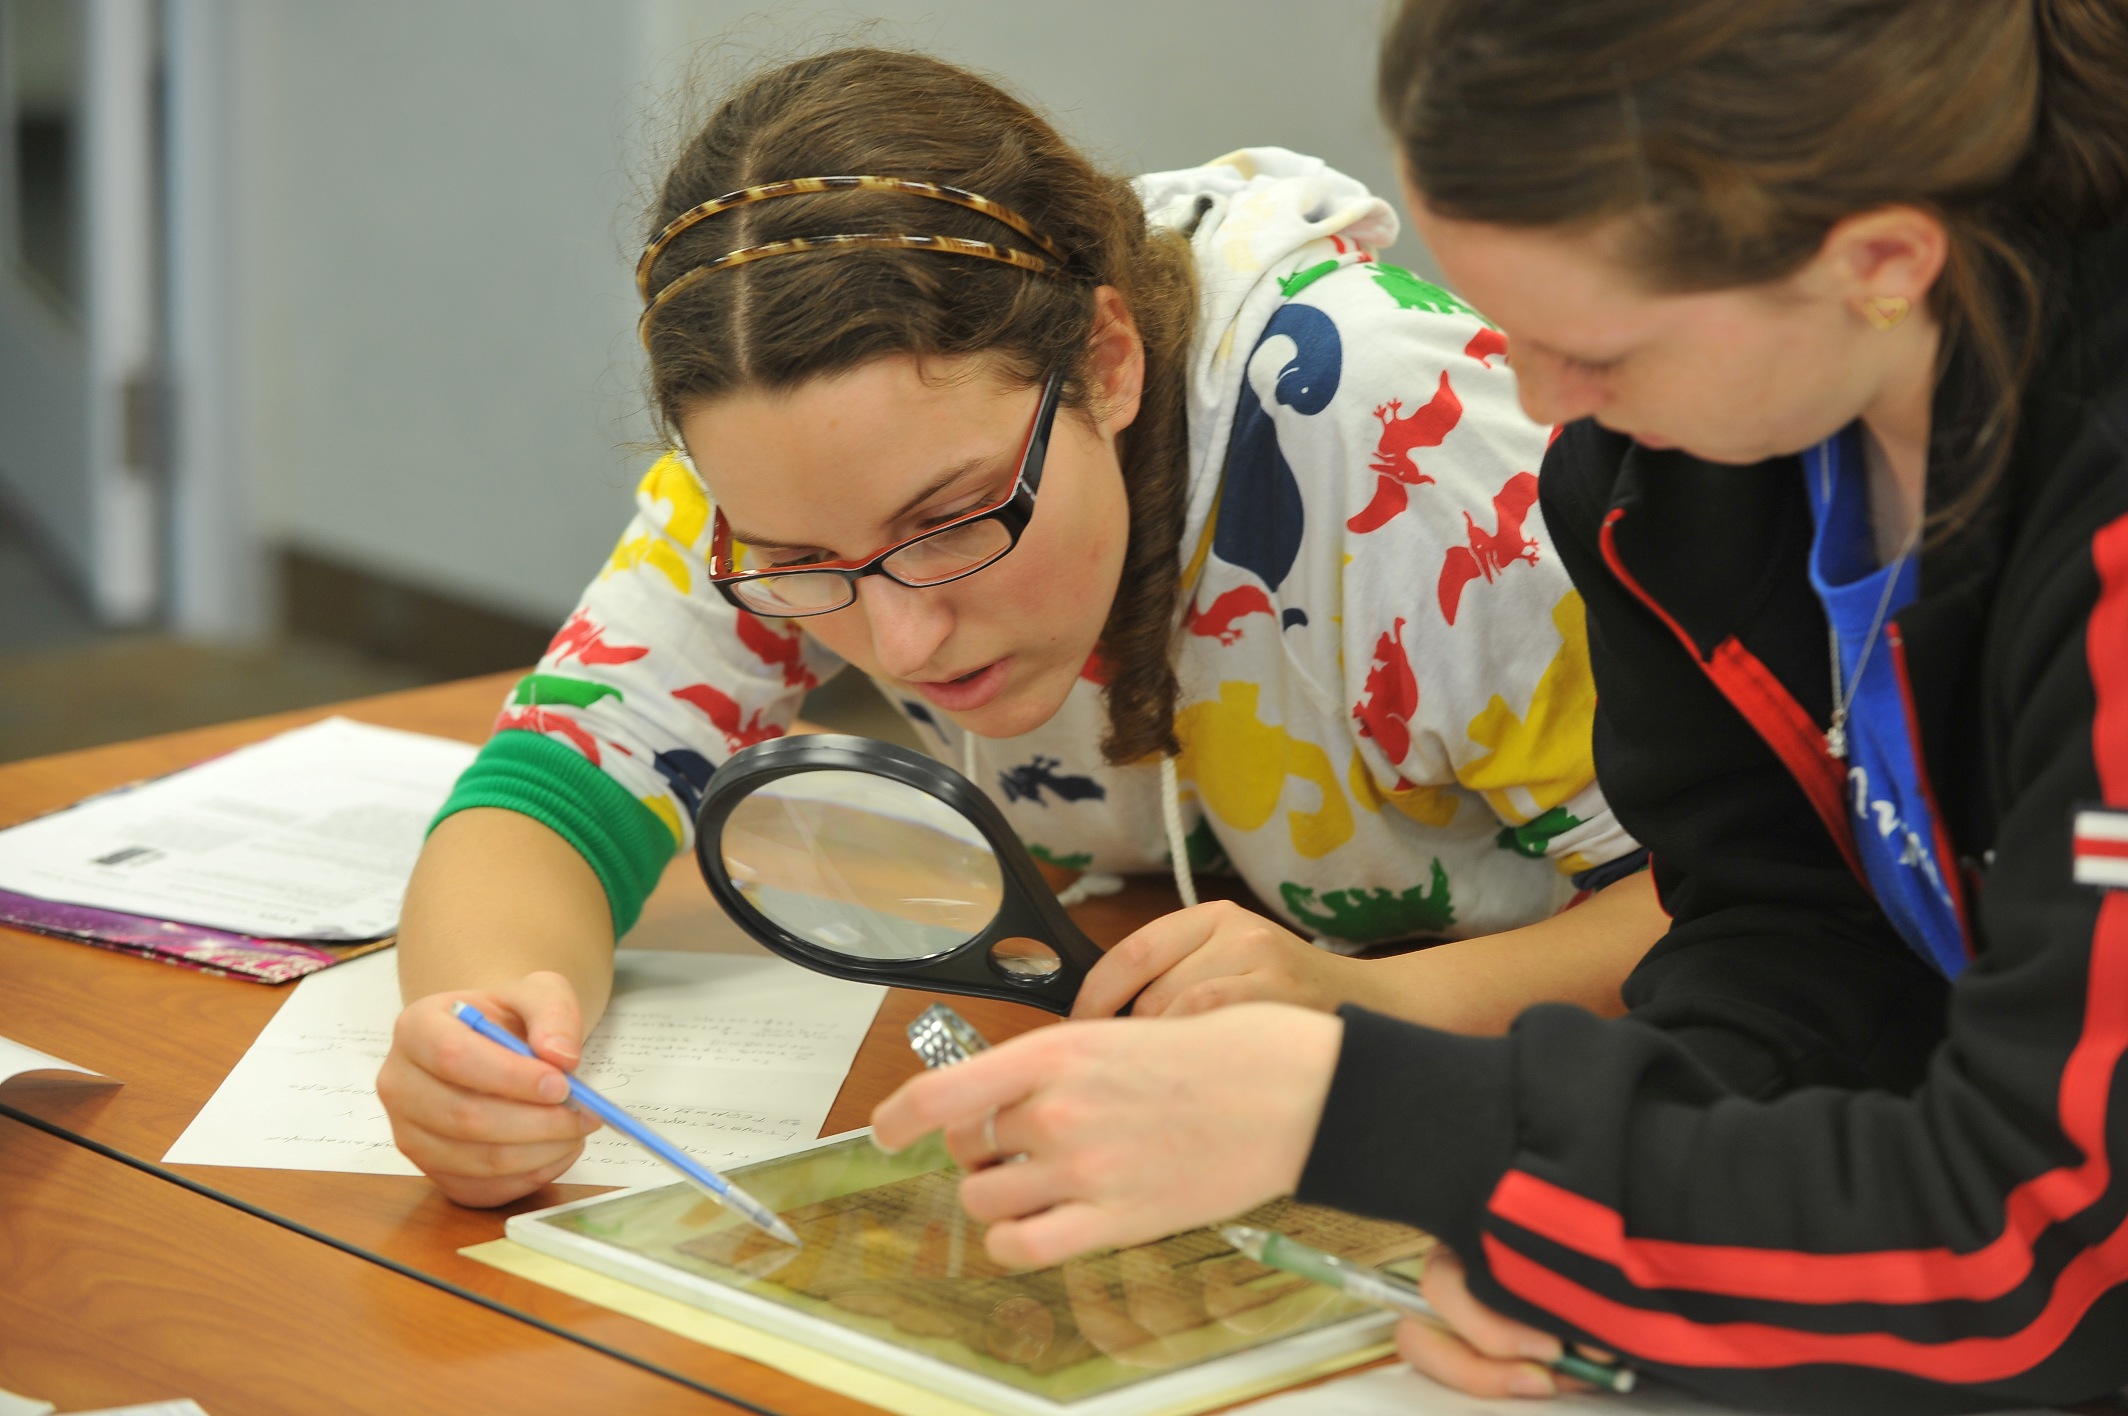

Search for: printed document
xmin=0 ymin=717 xmax=476 ymax=940
xmin=164 ymin=949 xmax=885 ymax=1185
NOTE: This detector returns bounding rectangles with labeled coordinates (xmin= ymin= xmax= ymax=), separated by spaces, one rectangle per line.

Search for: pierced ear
xmin=1824 ymin=205 xmax=1950 ymax=307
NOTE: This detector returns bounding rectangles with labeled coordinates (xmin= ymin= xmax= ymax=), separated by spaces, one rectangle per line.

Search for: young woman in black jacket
xmin=874 ymin=1 xmax=2128 ymax=1409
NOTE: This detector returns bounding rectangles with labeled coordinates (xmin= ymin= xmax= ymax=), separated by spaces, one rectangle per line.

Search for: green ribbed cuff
xmin=429 ymin=730 xmax=678 ymax=937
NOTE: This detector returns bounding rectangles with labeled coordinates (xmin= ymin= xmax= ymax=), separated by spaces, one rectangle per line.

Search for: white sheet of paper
xmin=1234 ymin=1357 xmax=2055 ymax=1415
xmin=163 ymin=949 xmax=886 ymax=1185
xmin=73 ymin=1403 xmax=214 ymax=1416
xmin=0 ymin=1034 xmax=102 ymax=1089
xmin=0 ymin=717 xmax=477 ymax=940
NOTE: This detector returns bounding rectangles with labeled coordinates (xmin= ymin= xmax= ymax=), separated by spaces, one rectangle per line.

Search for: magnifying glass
xmin=694 ymin=734 xmax=1105 ymax=1014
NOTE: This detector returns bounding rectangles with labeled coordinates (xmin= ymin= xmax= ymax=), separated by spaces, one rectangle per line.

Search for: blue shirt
xmin=1801 ymin=428 xmax=1969 ymax=979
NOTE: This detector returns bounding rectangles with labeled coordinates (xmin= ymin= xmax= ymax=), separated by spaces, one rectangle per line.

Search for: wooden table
xmin=0 ymin=1109 xmax=736 ymax=1415
xmin=0 ymin=674 xmax=1230 ymax=1415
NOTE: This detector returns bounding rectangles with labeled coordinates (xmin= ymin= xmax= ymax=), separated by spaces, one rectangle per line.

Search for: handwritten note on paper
xmin=162 ymin=949 xmax=886 ymax=1185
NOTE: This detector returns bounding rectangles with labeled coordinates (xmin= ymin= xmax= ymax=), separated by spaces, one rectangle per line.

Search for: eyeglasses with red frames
xmin=707 ymin=368 xmax=1064 ymax=618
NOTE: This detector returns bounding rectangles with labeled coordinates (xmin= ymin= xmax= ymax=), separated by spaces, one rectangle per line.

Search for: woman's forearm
xmin=1359 ymin=870 xmax=1665 ymax=1035
xmin=395 ymin=807 xmax=618 ymax=1023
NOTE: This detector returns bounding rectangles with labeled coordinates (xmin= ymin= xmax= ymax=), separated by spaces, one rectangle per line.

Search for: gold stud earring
xmin=1861 ymin=295 xmax=1912 ymax=332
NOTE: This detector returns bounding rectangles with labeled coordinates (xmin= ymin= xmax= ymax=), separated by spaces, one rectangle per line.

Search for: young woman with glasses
xmin=375 ymin=48 xmax=1667 ymax=1206
xmin=872 ymin=1 xmax=2128 ymax=1408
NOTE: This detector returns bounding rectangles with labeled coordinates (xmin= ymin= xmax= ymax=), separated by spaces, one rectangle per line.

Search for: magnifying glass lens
xmin=719 ymin=769 xmax=1005 ymax=962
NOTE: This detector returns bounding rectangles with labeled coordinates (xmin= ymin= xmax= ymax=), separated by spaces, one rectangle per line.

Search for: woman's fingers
xmin=1421 ymin=1248 xmax=1563 ymax=1364
xmin=379 ymin=973 xmax=594 ymax=1207
xmin=958 ymin=1151 xmax=1076 ymax=1222
xmin=983 ymin=1200 xmax=1118 ymax=1270
xmin=1395 ymin=1316 xmax=1561 ymax=1400
xmin=377 ymin=1052 xmax=595 ymax=1148
xmin=389 ymin=1114 xmax=592 ymax=1186
xmin=873 ymin=1025 xmax=1095 ymax=1150
xmin=393 ymin=993 xmax=568 ymax=1104
xmin=496 ymin=970 xmax=587 ymax=1069
xmin=1071 ymin=910 xmax=1219 ymax=1018
xmin=419 ymin=1141 xmax=587 ymax=1210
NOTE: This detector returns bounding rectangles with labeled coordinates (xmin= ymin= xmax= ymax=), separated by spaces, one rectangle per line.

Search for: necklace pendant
xmin=1826 ymin=721 xmax=1849 ymax=761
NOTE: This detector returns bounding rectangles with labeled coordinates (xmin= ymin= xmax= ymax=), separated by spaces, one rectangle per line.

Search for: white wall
xmin=237 ymin=0 xmax=1422 ymax=627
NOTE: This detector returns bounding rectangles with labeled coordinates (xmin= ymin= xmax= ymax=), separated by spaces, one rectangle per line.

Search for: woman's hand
xmin=1398 ymin=1247 xmax=1602 ymax=1400
xmin=1071 ymin=901 xmax=1370 ymax=1019
xmin=375 ymin=970 xmax=601 ymax=1208
xmin=870 ymin=1003 xmax=1342 ymax=1268
xmin=1078 ymin=872 xmax=1669 ymax=1035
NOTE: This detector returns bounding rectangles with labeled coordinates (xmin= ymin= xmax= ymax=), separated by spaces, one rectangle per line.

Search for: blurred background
xmin=0 ymin=0 xmax=1424 ymax=764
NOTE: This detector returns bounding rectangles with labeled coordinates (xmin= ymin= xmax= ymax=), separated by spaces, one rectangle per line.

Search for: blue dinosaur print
xmin=999 ymin=756 xmax=1107 ymax=806
xmin=653 ymin=748 xmax=716 ymax=819
xmin=898 ymin=698 xmax=947 ymax=740
xmin=1214 ymin=303 xmax=1342 ymax=596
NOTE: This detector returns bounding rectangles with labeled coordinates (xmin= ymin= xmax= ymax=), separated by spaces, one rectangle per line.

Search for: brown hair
xmin=1379 ymin=0 xmax=2128 ymax=530
xmin=641 ymin=48 xmax=1197 ymax=763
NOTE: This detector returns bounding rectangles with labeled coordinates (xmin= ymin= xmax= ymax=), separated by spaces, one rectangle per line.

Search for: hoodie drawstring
xmin=1159 ymin=755 xmax=1200 ymax=909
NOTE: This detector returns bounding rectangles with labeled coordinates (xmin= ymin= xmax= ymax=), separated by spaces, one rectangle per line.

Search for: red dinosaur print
xmin=1437 ymin=471 xmax=1542 ymax=625
xmin=494 ymin=705 xmax=602 ymax=765
xmin=545 ymin=609 xmax=648 ymax=667
xmin=672 ymin=684 xmax=784 ymax=754
xmin=1352 ymin=618 xmax=1419 ymax=765
xmin=1464 ymin=327 xmax=1509 ymax=368
xmin=1347 ymin=372 xmax=1463 ymax=534
xmin=1186 ymin=585 xmax=1276 ymax=646
xmin=735 ymin=612 xmax=819 ymax=690
xmin=1079 ymin=644 xmax=1115 ymax=686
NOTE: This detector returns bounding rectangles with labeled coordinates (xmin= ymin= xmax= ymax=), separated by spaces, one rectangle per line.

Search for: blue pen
xmin=450 ymin=1000 xmax=800 ymax=1247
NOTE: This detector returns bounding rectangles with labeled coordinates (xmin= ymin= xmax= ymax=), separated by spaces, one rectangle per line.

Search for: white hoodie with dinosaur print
xmin=435 ymin=149 xmax=1640 ymax=947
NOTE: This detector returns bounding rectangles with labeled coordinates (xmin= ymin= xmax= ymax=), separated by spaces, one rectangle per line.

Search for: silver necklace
xmin=1825 ymin=531 xmax=1920 ymax=761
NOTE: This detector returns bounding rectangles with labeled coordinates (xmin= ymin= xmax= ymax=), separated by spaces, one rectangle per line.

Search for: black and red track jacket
xmin=1296 ymin=212 xmax=2128 ymax=1414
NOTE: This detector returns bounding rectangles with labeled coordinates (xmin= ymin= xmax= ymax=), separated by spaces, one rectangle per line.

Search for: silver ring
xmin=981 ymin=1107 xmax=1001 ymax=1164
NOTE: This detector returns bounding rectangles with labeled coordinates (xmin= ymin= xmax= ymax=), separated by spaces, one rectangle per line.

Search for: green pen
xmin=1219 ymin=1224 xmax=1637 ymax=1395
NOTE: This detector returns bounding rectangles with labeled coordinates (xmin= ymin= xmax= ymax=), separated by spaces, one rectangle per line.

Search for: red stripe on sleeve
xmin=1484 ymin=1169 xmax=2128 ymax=1377
xmin=1481 ymin=512 xmax=2128 ymax=1366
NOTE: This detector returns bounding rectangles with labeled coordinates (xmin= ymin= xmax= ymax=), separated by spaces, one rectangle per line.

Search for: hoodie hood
xmin=1134 ymin=147 xmax=1403 ymax=587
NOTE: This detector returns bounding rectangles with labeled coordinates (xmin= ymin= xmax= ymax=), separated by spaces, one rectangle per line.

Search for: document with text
xmin=0 ymin=717 xmax=477 ymax=941
xmin=164 ymin=948 xmax=886 ymax=1185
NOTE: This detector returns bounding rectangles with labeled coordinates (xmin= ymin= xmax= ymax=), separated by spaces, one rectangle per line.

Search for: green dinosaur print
xmin=1027 ymin=843 xmax=1095 ymax=872
xmin=513 ymin=673 xmax=622 ymax=709
xmin=1495 ymin=806 xmax=1584 ymax=859
xmin=1280 ymin=861 xmax=1455 ymax=943
xmin=1372 ymin=263 xmax=1483 ymax=320
xmin=1278 ymin=259 xmax=1341 ymax=299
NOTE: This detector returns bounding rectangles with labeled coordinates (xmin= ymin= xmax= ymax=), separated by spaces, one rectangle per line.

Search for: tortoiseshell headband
xmin=634 ymin=175 xmax=1078 ymax=347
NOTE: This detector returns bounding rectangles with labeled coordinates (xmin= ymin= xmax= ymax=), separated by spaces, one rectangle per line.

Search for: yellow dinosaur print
xmin=640 ymin=794 xmax=684 ymax=848
xmin=604 ymin=533 xmax=690 ymax=594
xmin=1347 ymin=749 xmax=1461 ymax=828
xmin=639 ymin=454 xmax=711 ymax=549
xmin=1177 ymin=681 xmax=1352 ymax=859
xmin=1461 ymin=589 xmax=1599 ymax=824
